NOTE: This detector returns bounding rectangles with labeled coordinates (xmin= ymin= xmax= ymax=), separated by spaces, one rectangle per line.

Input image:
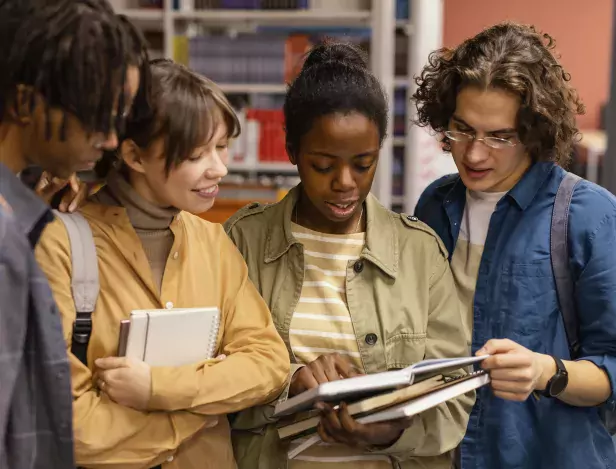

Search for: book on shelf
xmin=273 ymin=355 xmax=488 ymax=418
xmin=285 ymin=369 xmax=490 ymax=459
xmin=118 ymin=307 xmax=220 ymax=367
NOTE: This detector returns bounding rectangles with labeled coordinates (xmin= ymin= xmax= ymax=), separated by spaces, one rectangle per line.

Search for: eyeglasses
xmin=444 ymin=130 xmax=518 ymax=150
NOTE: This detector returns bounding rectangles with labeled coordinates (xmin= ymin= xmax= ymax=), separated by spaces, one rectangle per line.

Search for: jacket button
xmin=365 ymin=333 xmax=378 ymax=346
xmin=407 ymin=215 xmax=418 ymax=222
xmin=353 ymin=260 xmax=364 ymax=273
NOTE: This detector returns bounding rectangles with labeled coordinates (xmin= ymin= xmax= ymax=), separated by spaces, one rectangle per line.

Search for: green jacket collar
xmin=264 ymin=185 xmax=398 ymax=278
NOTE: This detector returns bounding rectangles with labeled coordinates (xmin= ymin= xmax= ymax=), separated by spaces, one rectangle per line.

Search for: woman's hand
xmin=316 ymin=402 xmax=410 ymax=448
xmin=35 ymin=171 xmax=92 ymax=212
xmin=477 ymin=338 xmax=549 ymax=401
xmin=95 ymin=357 xmax=152 ymax=411
xmin=289 ymin=353 xmax=362 ymax=397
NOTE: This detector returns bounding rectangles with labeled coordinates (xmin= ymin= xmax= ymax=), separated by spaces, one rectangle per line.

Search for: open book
xmin=118 ymin=307 xmax=220 ymax=367
xmin=287 ymin=370 xmax=490 ymax=459
xmin=274 ymin=355 xmax=488 ymax=418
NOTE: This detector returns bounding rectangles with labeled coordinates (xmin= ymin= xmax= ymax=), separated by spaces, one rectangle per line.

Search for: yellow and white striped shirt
xmin=288 ymin=222 xmax=392 ymax=469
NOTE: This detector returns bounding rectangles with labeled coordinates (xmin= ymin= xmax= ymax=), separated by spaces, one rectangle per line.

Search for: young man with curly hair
xmin=413 ymin=22 xmax=616 ymax=469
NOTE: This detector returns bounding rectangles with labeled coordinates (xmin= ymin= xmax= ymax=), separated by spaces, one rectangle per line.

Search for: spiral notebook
xmin=119 ymin=307 xmax=220 ymax=367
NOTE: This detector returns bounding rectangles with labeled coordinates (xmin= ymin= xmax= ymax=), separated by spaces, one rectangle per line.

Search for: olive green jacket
xmin=224 ymin=186 xmax=473 ymax=469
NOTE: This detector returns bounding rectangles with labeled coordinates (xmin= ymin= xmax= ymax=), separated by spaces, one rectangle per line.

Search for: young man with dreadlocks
xmin=0 ymin=1 xmax=146 ymax=468
xmin=414 ymin=22 xmax=616 ymax=469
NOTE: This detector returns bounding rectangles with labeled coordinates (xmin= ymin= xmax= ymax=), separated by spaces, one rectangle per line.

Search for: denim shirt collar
xmin=507 ymin=161 xmax=556 ymax=211
xmin=439 ymin=161 xmax=556 ymax=212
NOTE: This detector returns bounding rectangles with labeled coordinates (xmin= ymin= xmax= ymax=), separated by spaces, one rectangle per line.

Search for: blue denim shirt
xmin=415 ymin=162 xmax=616 ymax=469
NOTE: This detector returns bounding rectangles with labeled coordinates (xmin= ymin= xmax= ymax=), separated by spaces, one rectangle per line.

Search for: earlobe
xmin=120 ymin=140 xmax=147 ymax=174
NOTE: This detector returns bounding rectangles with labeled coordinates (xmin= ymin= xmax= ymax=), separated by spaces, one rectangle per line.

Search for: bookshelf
xmin=109 ymin=0 xmax=446 ymax=215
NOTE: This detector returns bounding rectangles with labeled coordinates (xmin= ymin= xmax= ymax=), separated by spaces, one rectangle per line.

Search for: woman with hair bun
xmin=226 ymin=41 xmax=472 ymax=469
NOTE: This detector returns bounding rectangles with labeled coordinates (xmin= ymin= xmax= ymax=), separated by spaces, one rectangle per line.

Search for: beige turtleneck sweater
xmin=92 ymin=171 xmax=179 ymax=292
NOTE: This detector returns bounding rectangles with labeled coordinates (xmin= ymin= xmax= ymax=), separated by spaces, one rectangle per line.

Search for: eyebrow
xmin=308 ymin=150 xmax=379 ymax=159
xmin=452 ymin=115 xmax=517 ymax=134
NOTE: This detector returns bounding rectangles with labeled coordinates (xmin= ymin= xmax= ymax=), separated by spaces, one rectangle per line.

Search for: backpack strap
xmin=550 ymin=171 xmax=582 ymax=359
xmin=53 ymin=211 xmax=100 ymax=366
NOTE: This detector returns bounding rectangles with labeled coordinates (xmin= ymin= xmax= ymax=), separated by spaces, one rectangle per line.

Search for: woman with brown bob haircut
xmin=414 ymin=22 xmax=616 ymax=469
xmin=35 ymin=58 xmax=290 ymax=469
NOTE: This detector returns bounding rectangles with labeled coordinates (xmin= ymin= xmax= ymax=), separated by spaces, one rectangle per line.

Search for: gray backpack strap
xmin=53 ymin=211 xmax=99 ymax=366
xmin=550 ymin=171 xmax=582 ymax=358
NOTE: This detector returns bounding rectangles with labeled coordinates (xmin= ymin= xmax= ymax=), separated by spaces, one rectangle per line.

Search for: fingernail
xmin=476 ymin=348 xmax=487 ymax=355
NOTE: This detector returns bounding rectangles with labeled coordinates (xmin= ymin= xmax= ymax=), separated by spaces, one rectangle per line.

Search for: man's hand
xmin=95 ymin=357 xmax=152 ymax=410
xmin=316 ymin=402 xmax=410 ymax=448
xmin=35 ymin=171 xmax=93 ymax=212
xmin=477 ymin=338 xmax=553 ymax=401
xmin=289 ymin=353 xmax=362 ymax=397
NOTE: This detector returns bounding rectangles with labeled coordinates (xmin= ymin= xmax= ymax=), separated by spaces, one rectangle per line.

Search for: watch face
xmin=550 ymin=373 xmax=568 ymax=396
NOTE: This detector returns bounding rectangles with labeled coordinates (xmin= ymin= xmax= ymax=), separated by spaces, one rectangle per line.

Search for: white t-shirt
xmin=450 ymin=189 xmax=507 ymax=342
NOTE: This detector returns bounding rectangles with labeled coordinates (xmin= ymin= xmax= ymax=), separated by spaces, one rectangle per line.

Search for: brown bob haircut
xmin=412 ymin=22 xmax=585 ymax=167
xmin=98 ymin=58 xmax=240 ymax=177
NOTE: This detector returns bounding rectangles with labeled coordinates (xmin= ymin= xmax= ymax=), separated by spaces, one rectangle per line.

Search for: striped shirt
xmin=289 ymin=222 xmax=392 ymax=469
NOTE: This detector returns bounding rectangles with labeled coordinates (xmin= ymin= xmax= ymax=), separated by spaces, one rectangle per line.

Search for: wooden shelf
xmin=228 ymin=161 xmax=297 ymax=173
xmin=172 ymin=9 xmax=371 ymax=27
xmin=116 ymin=8 xmax=164 ymax=21
xmin=220 ymin=83 xmax=287 ymax=94
xmin=393 ymin=136 xmax=405 ymax=147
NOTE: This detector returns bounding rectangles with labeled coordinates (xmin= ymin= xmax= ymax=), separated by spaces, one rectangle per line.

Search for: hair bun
xmin=302 ymin=41 xmax=368 ymax=71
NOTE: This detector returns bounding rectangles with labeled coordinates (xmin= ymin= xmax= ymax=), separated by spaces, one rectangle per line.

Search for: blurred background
xmin=107 ymin=0 xmax=615 ymax=223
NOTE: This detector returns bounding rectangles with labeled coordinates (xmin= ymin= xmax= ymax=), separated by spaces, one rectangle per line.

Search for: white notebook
xmin=288 ymin=371 xmax=490 ymax=459
xmin=274 ymin=355 xmax=488 ymax=417
xmin=121 ymin=307 xmax=220 ymax=367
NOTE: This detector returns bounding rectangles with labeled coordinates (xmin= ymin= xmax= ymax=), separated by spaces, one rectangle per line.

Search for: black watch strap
xmin=542 ymin=356 xmax=568 ymax=398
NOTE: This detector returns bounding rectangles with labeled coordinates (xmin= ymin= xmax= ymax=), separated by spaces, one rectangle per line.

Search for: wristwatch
xmin=541 ymin=356 xmax=568 ymax=398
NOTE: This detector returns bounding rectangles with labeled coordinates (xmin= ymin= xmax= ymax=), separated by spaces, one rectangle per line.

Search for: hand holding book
xmin=315 ymin=401 xmax=412 ymax=449
xmin=94 ymin=356 xmax=152 ymax=411
xmin=287 ymin=353 xmax=412 ymax=449
xmin=289 ymin=353 xmax=363 ymax=397
xmin=279 ymin=356 xmax=491 ymax=459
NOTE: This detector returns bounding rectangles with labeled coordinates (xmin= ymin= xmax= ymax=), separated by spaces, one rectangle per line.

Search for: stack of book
xmin=273 ymin=356 xmax=491 ymax=459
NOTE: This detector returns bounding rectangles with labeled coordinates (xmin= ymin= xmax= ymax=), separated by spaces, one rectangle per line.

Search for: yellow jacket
xmin=35 ymin=201 xmax=290 ymax=469
xmin=225 ymin=186 xmax=474 ymax=469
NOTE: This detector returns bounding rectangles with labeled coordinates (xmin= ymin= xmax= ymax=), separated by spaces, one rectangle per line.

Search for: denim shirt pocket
xmin=500 ymin=259 xmax=558 ymax=350
xmin=384 ymin=332 xmax=427 ymax=370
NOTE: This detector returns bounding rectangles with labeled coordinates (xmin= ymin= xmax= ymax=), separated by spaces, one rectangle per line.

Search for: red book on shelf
xmin=284 ymin=34 xmax=311 ymax=84
xmin=247 ymin=109 xmax=287 ymax=164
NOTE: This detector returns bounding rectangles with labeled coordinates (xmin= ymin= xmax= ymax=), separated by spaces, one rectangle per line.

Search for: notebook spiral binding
xmin=207 ymin=314 xmax=221 ymax=358
xmin=443 ymin=369 xmax=487 ymax=384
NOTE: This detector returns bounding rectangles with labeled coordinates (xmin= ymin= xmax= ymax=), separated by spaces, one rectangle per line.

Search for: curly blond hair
xmin=412 ymin=22 xmax=585 ymax=167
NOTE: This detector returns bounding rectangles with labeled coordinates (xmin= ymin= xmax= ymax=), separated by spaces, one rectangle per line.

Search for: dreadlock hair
xmin=0 ymin=0 xmax=144 ymax=141
xmin=92 ymin=13 xmax=152 ymax=179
